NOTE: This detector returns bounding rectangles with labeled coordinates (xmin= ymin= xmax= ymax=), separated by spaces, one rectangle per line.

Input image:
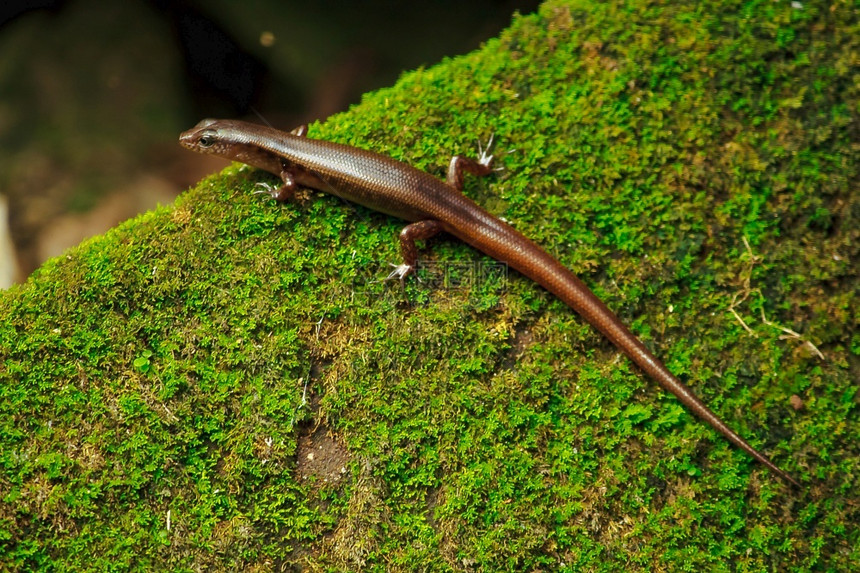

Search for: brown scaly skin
xmin=180 ymin=119 xmax=801 ymax=488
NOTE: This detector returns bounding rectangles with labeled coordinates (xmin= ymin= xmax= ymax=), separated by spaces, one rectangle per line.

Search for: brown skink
xmin=179 ymin=118 xmax=800 ymax=487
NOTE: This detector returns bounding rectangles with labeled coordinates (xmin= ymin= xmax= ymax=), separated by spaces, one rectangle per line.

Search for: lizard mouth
xmin=179 ymin=119 xmax=220 ymax=151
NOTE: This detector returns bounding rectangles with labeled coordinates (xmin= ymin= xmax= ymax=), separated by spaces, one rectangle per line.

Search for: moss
xmin=1 ymin=0 xmax=858 ymax=570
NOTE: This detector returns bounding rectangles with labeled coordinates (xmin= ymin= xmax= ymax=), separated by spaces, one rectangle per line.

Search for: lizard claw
xmin=253 ymin=181 xmax=294 ymax=201
xmin=253 ymin=182 xmax=276 ymax=196
xmin=386 ymin=263 xmax=419 ymax=282
xmin=477 ymin=133 xmax=495 ymax=168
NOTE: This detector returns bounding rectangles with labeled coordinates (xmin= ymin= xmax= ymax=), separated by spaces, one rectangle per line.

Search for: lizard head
xmin=179 ymin=119 xmax=284 ymax=175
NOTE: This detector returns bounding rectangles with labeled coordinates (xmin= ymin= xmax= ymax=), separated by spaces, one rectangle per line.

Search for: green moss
xmin=2 ymin=0 xmax=858 ymax=570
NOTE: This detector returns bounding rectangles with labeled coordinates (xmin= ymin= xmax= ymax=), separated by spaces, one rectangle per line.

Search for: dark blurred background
xmin=0 ymin=0 xmax=540 ymax=287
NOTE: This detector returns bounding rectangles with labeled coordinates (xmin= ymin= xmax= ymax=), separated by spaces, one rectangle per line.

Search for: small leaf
xmin=133 ymin=355 xmax=151 ymax=373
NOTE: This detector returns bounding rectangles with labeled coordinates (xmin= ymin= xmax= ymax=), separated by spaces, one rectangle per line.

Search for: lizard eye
xmin=197 ymin=129 xmax=218 ymax=148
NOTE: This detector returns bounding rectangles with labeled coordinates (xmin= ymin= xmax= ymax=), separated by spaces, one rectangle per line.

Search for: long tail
xmin=544 ymin=261 xmax=800 ymax=487
xmin=461 ymin=218 xmax=801 ymax=487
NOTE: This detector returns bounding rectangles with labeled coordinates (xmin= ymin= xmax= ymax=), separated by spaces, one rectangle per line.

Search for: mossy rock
xmin=1 ymin=1 xmax=858 ymax=570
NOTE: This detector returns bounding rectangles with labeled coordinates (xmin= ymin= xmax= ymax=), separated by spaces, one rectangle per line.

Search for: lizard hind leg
xmin=447 ymin=134 xmax=496 ymax=190
xmin=386 ymin=219 xmax=444 ymax=281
